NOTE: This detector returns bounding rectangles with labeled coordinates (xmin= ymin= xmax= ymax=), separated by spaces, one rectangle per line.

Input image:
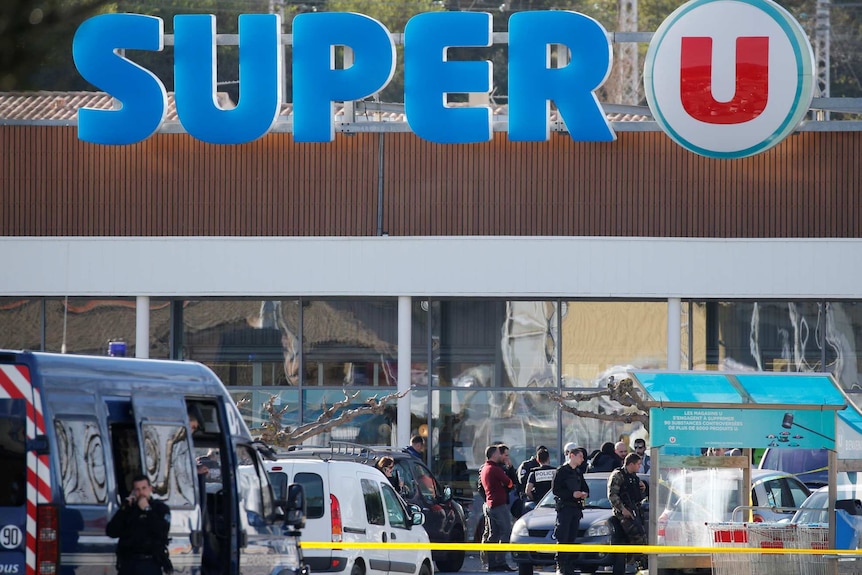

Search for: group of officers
xmin=480 ymin=441 xmax=647 ymax=575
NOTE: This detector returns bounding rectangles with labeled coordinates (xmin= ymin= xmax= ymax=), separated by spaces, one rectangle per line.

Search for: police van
xmin=0 ymin=350 xmax=307 ymax=575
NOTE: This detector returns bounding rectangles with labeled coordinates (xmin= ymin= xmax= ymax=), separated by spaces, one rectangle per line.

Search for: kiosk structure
xmin=626 ymin=371 xmax=862 ymax=575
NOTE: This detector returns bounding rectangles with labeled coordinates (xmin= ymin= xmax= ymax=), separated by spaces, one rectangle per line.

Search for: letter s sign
xmin=72 ymin=14 xmax=168 ymax=146
xmin=643 ymin=0 xmax=814 ymax=159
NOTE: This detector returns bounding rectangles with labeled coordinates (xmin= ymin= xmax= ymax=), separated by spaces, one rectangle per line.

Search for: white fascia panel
xmin=0 ymin=236 xmax=859 ymax=299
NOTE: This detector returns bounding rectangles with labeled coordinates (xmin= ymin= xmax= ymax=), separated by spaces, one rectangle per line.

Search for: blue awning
xmin=631 ymin=371 xmax=846 ymax=407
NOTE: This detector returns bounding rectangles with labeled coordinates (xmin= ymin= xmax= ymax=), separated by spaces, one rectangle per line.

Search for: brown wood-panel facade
xmin=2 ymin=125 xmax=860 ymax=238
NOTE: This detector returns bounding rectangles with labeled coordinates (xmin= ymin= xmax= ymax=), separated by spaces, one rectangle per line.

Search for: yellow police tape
xmin=299 ymin=542 xmax=862 ymax=555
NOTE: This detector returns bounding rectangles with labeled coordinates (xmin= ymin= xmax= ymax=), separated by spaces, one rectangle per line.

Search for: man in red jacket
xmin=480 ymin=444 xmax=515 ymax=572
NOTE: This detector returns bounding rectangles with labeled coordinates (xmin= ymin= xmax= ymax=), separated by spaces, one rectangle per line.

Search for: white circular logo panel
xmin=645 ymin=0 xmax=814 ymax=159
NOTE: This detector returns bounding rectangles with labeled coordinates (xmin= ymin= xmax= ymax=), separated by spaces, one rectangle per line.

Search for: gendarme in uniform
xmin=106 ymin=475 xmax=172 ymax=575
xmin=551 ymin=442 xmax=589 ymax=575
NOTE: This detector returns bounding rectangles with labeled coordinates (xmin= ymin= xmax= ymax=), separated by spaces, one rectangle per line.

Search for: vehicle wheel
xmin=350 ymin=560 xmax=365 ymax=575
xmin=518 ymin=562 xmax=533 ymax=575
xmin=435 ymin=550 xmax=465 ymax=572
xmin=419 ymin=561 xmax=433 ymax=575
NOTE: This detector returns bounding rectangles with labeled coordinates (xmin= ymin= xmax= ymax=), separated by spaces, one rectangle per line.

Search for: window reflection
xmin=560 ymin=301 xmax=668 ymax=387
xmin=430 ymin=300 xmax=559 ymax=388
xmin=230 ymin=389 xmax=300 ymax=436
xmin=0 ymin=298 xmax=42 ymax=351
xmin=184 ymin=300 xmax=300 ymax=385
xmin=430 ymin=388 xmax=557 ymax=500
xmin=302 ymin=389 xmax=397 ymax=444
xmin=302 ymin=299 xmax=397 ymax=387
xmin=691 ymin=301 xmax=862 ymax=392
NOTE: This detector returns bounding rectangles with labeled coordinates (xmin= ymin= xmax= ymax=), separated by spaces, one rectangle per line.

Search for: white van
xmin=0 ymin=350 xmax=307 ymax=575
xmin=265 ymin=457 xmax=433 ymax=575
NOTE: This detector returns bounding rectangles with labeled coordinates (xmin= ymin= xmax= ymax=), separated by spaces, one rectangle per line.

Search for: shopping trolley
xmin=747 ymin=523 xmax=800 ymax=575
xmin=708 ymin=522 xmax=752 ymax=575
xmin=796 ymin=524 xmax=829 ymax=575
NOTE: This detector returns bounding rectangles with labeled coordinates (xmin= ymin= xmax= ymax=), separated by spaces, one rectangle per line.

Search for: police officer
xmin=608 ymin=453 xmax=647 ymax=575
xmin=107 ymin=475 xmax=173 ymax=575
xmin=551 ymin=442 xmax=589 ymax=575
xmin=524 ymin=447 xmax=555 ymax=509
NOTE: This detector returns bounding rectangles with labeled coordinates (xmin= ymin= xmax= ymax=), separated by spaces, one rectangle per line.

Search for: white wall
xmin=2 ymin=236 xmax=861 ymax=298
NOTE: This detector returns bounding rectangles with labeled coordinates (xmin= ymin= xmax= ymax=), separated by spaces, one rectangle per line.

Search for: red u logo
xmin=680 ymin=36 xmax=769 ymax=124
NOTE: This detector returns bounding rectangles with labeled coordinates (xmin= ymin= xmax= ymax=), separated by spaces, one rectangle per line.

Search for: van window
xmin=55 ymin=417 xmax=108 ymax=505
xmin=142 ymin=423 xmax=196 ymax=508
xmin=361 ymin=479 xmax=385 ymax=526
xmin=292 ymin=472 xmax=324 ymax=519
xmin=380 ymin=485 xmax=407 ymax=529
xmin=236 ymin=445 xmax=277 ymax=523
xmin=269 ymin=471 xmax=288 ymax=501
xmin=0 ymin=401 xmax=26 ymax=507
xmin=110 ymin=424 xmax=142 ymax=500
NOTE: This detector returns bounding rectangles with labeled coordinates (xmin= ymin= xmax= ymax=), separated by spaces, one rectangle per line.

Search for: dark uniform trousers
xmin=553 ymin=505 xmax=582 ymax=575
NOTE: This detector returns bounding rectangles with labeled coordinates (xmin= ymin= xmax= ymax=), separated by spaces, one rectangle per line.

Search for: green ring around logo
xmin=644 ymin=0 xmax=814 ymax=159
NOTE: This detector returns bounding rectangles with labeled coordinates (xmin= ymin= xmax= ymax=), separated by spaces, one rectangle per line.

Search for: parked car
xmin=657 ymin=468 xmax=810 ymax=548
xmin=264 ymin=456 xmax=434 ymax=575
xmin=790 ymin=485 xmax=862 ymax=550
xmin=370 ymin=448 xmax=469 ymax=572
xmin=509 ymin=472 xmax=649 ymax=575
xmin=759 ymin=448 xmax=829 ymax=489
xmin=267 ymin=443 xmax=467 ymax=572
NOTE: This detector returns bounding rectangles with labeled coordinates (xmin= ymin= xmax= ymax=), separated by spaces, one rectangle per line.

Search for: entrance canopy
xmin=628 ymin=371 xmax=862 ymax=570
xmin=629 ymin=371 xmax=847 ymax=450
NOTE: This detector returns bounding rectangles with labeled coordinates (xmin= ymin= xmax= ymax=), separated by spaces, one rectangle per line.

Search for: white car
xmin=657 ymin=468 xmax=810 ymax=547
xmin=265 ymin=456 xmax=434 ymax=575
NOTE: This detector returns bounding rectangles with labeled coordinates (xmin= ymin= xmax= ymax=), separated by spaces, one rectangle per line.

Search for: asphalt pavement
xmin=439 ymin=552 xmax=607 ymax=575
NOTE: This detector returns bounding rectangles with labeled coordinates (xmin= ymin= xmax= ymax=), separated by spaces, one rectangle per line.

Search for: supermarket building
xmin=2 ymin=2 xmax=862 ymax=486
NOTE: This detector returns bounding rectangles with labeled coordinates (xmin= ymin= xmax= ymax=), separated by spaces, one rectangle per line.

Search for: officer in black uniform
xmin=551 ymin=442 xmax=589 ymax=575
xmin=608 ymin=453 xmax=648 ymax=574
xmin=107 ymin=474 xmax=173 ymax=575
xmin=524 ymin=447 xmax=555 ymax=510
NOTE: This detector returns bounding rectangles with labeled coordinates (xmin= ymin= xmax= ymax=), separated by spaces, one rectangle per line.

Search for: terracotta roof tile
xmin=0 ymin=91 xmax=651 ymax=123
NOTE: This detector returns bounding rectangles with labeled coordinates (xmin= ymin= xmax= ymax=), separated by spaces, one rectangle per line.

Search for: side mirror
xmin=409 ymin=504 xmax=425 ymax=526
xmin=284 ymin=483 xmax=306 ymax=530
xmin=441 ymin=485 xmax=452 ymax=502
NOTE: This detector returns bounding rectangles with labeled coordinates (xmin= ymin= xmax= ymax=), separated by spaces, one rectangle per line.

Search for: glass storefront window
xmin=230 ymin=388 xmax=300 ymax=436
xmin=696 ymin=301 xmax=862 ymax=393
xmin=46 ymin=297 xmax=137 ymax=356
xmin=825 ymin=302 xmax=862 ymax=392
xmin=0 ymin=297 xmax=170 ymax=358
xmin=302 ymin=299 xmax=397 ymax=386
xmin=714 ymin=301 xmax=825 ymax=372
xmin=430 ymin=300 xmax=559 ymax=388
xmin=303 ymin=388 xmax=399 ymax=445
xmin=429 ymin=388 xmax=558 ymax=491
xmin=185 ymin=299 xmax=300 ymax=384
xmin=560 ymin=400 xmax=644 ymax=460
xmin=0 ymin=298 xmax=42 ymax=351
xmin=561 ymin=301 xmax=668 ymax=386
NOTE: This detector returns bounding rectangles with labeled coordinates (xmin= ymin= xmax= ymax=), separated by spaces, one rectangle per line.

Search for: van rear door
xmin=130 ymin=395 xmax=201 ymax=572
xmin=0 ymin=359 xmax=48 ymax=575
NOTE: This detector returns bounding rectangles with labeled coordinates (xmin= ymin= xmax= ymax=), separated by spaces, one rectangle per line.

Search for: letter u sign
xmin=644 ymin=0 xmax=814 ymax=159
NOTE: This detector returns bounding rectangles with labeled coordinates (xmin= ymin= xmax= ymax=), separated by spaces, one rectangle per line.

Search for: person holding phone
xmin=107 ymin=475 xmax=173 ymax=575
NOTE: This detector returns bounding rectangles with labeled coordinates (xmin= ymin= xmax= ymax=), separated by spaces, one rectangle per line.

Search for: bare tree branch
xmin=544 ymin=376 xmax=650 ymax=426
xmin=239 ymin=388 xmax=409 ymax=448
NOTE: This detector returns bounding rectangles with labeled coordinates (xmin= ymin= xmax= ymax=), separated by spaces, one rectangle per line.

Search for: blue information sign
xmin=650 ymin=407 xmax=836 ymax=450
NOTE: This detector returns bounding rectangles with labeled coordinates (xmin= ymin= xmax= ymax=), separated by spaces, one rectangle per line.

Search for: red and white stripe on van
xmin=0 ymin=365 xmax=54 ymax=575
